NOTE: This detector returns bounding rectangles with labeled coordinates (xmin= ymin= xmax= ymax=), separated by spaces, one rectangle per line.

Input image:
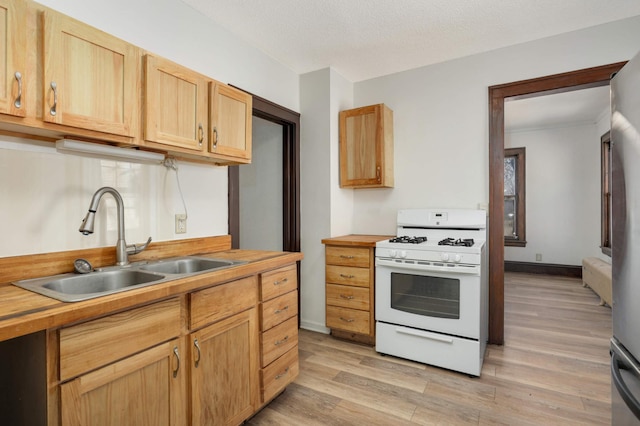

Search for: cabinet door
xmin=339 ymin=104 xmax=394 ymax=188
xmin=42 ymin=11 xmax=139 ymax=137
xmin=209 ymin=82 xmax=252 ymax=162
xmin=144 ymin=55 xmax=207 ymax=151
xmin=0 ymin=0 xmax=26 ymax=117
xmin=60 ymin=339 xmax=187 ymax=426
xmin=191 ymin=308 xmax=259 ymax=426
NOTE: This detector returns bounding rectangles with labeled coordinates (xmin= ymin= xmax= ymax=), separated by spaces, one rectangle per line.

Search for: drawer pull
xmin=194 ymin=339 xmax=201 ymax=368
xmin=273 ymin=278 xmax=288 ymax=286
xmin=339 ymin=294 xmax=355 ymax=300
xmin=172 ymin=346 xmax=180 ymax=378
xmin=340 ymin=255 xmax=355 ymax=259
xmin=274 ymin=305 xmax=290 ymax=314
xmin=340 ymin=274 xmax=355 ymax=279
xmin=274 ymin=335 xmax=289 ymax=346
xmin=275 ymin=367 xmax=290 ymax=380
xmin=339 ymin=317 xmax=355 ymax=323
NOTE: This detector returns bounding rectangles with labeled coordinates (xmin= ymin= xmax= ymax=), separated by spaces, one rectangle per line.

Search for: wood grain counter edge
xmin=0 ymin=236 xmax=303 ymax=342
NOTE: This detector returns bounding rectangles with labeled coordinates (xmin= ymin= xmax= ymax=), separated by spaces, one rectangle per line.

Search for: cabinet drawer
xmin=260 ymin=264 xmax=297 ymax=302
xmin=325 ymin=246 xmax=370 ymax=267
xmin=260 ymin=290 xmax=298 ymax=331
xmin=260 ymin=346 xmax=299 ymax=403
xmin=326 ymin=305 xmax=371 ymax=335
xmin=326 ymin=265 xmax=370 ymax=287
xmin=191 ymin=276 xmax=258 ymax=330
xmin=326 ymin=284 xmax=369 ymax=310
xmin=60 ymin=298 xmax=181 ymax=381
xmin=260 ymin=316 xmax=298 ymax=368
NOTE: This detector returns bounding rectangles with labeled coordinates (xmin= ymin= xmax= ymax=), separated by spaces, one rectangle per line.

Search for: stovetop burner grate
xmin=389 ymin=236 xmax=427 ymax=244
xmin=438 ymin=238 xmax=475 ymax=247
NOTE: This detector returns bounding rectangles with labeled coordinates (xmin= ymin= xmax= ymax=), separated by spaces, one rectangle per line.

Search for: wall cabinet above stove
xmin=339 ymin=103 xmax=394 ymax=188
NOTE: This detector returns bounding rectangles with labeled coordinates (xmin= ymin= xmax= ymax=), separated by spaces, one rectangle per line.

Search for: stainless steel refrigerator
xmin=611 ymin=49 xmax=640 ymax=425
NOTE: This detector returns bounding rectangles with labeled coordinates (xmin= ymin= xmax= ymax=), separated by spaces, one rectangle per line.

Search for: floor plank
xmin=249 ymin=272 xmax=612 ymax=425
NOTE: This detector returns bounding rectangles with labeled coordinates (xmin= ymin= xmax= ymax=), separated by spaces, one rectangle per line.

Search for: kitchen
xmin=2 ymin=0 xmax=640 ymax=424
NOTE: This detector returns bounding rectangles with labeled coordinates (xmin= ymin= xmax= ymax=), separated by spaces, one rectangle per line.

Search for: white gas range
xmin=375 ymin=209 xmax=488 ymax=376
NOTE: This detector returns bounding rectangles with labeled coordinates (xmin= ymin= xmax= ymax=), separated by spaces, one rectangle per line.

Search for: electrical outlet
xmin=175 ymin=214 xmax=187 ymax=234
xmin=535 ymin=253 xmax=542 ymax=262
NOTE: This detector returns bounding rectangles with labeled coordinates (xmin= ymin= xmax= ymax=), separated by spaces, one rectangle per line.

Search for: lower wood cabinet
xmin=322 ymin=235 xmax=392 ymax=345
xmin=190 ymin=308 xmax=259 ymax=426
xmin=52 ymin=262 xmax=299 ymax=426
xmin=258 ymin=265 xmax=299 ymax=403
xmin=60 ymin=338 xmax=187 ymax=426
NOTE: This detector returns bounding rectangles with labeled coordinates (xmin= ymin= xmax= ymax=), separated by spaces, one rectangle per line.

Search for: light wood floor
xmin=249 ymin=272 xmax=612 ymax=425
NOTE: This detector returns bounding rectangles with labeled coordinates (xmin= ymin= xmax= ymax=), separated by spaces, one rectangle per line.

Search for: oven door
xmin=375 ymin=259 xmax=481 ymax=339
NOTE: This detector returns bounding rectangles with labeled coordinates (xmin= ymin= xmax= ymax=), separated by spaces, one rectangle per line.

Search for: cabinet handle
xmin=172 ymin=346 xmax=180 ymax=378
xmin=340 ymin=294 xmax=355 ymax=300
xmin=50 ymin=81 xmax=58 ymax=116
xmin=340 ymin=317 xmax=355 ymax=323
xmin=212 ymin=127 xmax=218 ymax=149
xmin=376 ymin=165 xmax=381 ymax=182
xmin=194 ymin=338 xmax=201 ymax=368
xmin=197 ymin=123 xmax=204 ymax=146
xmin=340 ymin=255 xmax=354 ymax=259
xmin=273 ymin=278 xmax=288 ymax=286
xmin=14 ymin=72 xmax=22 ymax=109
xmin=275 ymin=367 xmax=290 ymax=380
xmin=274 ymin=335 xmax=289 ymax=346
xmin=274 ymin=305 xmax=289 ymax=314
xmin=340 ymin=274 xmax=355 ymax=279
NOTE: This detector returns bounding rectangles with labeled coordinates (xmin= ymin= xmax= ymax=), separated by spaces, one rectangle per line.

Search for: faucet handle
xmin=127 ymin=237 xmax=152 ymax=255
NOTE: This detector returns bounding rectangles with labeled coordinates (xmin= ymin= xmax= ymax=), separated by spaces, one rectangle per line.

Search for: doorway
xmin=487 ymin=61 xmax=626 ymax=344
xmin=228 ymin=93 xmax=300 ymax=253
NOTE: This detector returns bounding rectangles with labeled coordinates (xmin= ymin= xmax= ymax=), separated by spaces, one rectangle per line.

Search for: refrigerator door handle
xmin=612 ymin=350 xmax=640 ymax=419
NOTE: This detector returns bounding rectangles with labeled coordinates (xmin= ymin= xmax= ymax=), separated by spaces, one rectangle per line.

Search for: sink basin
xmin=14 ymin=269 xmax=167 ymax=302
xmin=13 ymin=256 xmax=247 ymax=302
xmin=138 ymin=256 xmax=244 ymax=274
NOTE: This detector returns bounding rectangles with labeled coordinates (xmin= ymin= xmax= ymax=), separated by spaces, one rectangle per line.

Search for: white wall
xmin=0 ymin=0 xmax=300 ymax=258
xmin=299 ymin=68 xmax=354 ymax=333
xmin=504 ymin=123 xmax=604 ymax=265
xmin=297 ymin=16 xmax=640 ymax=331
xmin=239 ymin=117 xmax=283 ymax=251
xmin=0 ymin=137 xmax=227 ymax=257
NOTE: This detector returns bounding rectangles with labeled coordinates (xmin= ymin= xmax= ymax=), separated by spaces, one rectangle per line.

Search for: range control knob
xmin=390 ymin=249 xmax=397 ymax=258
xmin=441 ymin=253 xmax=450 ymax=262
xmin=454 ymin=254 xmax=462 ymax=263
xmin=400 ymin=250 xmax=407 ymax=259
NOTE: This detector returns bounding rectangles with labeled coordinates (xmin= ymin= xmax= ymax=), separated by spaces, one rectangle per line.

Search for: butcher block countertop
xmin=321 ymin=234 xmax=393 ymax=247
xmin=0 ymin=236 xmax=303 ymax=342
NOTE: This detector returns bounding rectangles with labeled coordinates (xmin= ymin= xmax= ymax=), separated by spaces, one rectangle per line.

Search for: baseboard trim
xmin=504 ymin=261 xmax=582 ymax=278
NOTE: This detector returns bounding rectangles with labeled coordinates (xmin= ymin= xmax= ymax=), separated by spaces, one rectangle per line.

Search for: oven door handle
xmin=376 ymin=258 xmax=479 ymax=274
xmin=395 ymin=326 xmax=454 ymax=344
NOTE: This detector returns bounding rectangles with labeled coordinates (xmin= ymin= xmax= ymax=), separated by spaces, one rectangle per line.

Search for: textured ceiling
xmin=180 ymin=0 xmax=640 ymax=82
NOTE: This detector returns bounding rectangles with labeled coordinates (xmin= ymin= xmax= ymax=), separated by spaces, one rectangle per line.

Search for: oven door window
xmin=390 ymin=272 xmax=460 ymax=319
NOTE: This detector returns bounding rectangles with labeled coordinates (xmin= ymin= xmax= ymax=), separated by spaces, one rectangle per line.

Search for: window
xmin=601 ymin=131 xmax=611 ymax=257
xmin=504 ymin=147 xmax=526 ymax=247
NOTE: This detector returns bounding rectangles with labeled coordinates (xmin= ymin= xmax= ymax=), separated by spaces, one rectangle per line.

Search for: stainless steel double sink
xmin=13 ymin=256 xmax=247 ymax=302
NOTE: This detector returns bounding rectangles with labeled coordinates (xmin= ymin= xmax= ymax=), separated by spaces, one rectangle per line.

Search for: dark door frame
xmin=228 ymin=93 xmax=301 ymax=253
xmin=488 ymin=61 xmax=626 ymax=344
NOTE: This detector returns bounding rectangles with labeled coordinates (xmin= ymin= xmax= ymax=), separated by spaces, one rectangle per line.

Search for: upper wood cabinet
xmin=209 ymin=82 xmax=252 ymax=163
xmin=144 ymin=54 xmax=208 ymax=152
xmin=339 ymin=103 xmax=394 ymax=188
xmin=42 ymin=11 xmax=140 ymax=137
xmin=0 ymin=0 xmax=26 ymax=118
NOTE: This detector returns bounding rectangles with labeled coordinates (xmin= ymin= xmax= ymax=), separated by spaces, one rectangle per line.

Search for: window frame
xmin=601 ymin=131 xmax=611 ymax=257
xmin=504 ymin=147 xmax=526 ymax=247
